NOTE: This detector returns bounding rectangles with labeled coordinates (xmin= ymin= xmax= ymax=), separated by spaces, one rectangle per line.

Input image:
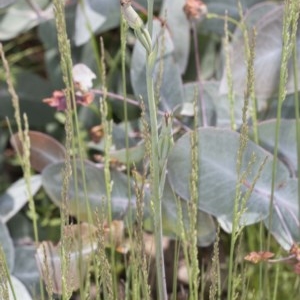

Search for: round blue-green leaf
xmin=12 ymin=245 xmax=40 ymax=297
xmin=162 ymin=178 xmax=216 ymax=246
xmin=0 ymin=220 xmax=14 ymax=272
xmin=10 ymin=132 xmax=66 ymax=173
xmin=8 ymin=275 xmax=32 ymax=300
xmin=219 ymin=4 xmax=300 ymax=105
xmin=0 ymin=0 xmax=16 ymax=9
xmin=250 ymin=119 xmax=298 ymax=175
xmin=109 ymin=142 xmax=145 ymax=165
xmin=0 ymin=175 xmax=42 ymax=223
xmin=200 ymin=0 xmax=278 ymax=35
xmin=263 ymin=179 xmax=299 ymax=250
xmin=182 ymin=81 xmax=245 ymax=128
xmin=88 ymin=0 xmax=163 ymax=33
xmin=0 ymin=71 xmax=54 ymax=127
xmin=74 ymin=1 xmax=106 ymax=46
xmin=88 ymin=0 xmax=120 ymax=33
xmin=0 ymin=0 xmax=52 ymax=40
xmin=167 ymin=127 xmax=297 ymax=249
xmin=42 ymin=160 xmax=136 ymax=222
xmin=160 ymin=0 xmax=190 ymax=74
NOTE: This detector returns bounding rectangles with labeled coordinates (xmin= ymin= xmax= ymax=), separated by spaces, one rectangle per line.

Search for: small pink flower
xmin=244 ymin=251 xmax=274 ymax=264
xmin=183 ymin=0 xmax=207 ymax=20
xmin=43 ymin=90 xmax=95 ymax=111
xmin=43 ymin=90 xmax=67 ymax=111
xmin=75 ymin=91 xmax=94 ymax=106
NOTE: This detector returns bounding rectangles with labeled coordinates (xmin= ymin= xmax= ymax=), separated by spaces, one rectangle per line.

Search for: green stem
xmin=272 ymin=262 xmax=280 ymax=300
xmin=206 ymin=13 xmax=242 ymax=29
xmin=146 ymin=56 xmax=167 ymax=299
xmin=145 ymin=1 xmax=167 ymax=298
xmin=293 ymin=33 xmax=300 ymax=233
xmin=121 ymin=17 xmax=132 ymax=225
xmin=191 ymin=21 xmax=207 ymax=126
xmin=266 ymin=0 xmax=294 ymax=252
xmin=224 ymin=14 xmax=236 ymax=131
xmin=265 ymin=1 xmax=299 ymax=296
xmin=147 ymin=0 xmax=153 ymax=37
xmin=78 ymin=0 xmax=102 ymax=78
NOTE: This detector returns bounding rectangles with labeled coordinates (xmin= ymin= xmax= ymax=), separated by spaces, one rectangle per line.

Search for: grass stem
xmin=146 ymin=54 xmax=167 ymax=299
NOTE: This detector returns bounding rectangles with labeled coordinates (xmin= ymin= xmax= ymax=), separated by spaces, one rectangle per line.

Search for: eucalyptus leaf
xmin=88 ymin=0 xmax=162 ymax=34
xmin=143 ymin=177 xmax=216 ymax=246
xmin=10 ymin=131 xmax=66 ymax=173
xmin=42 ymin=160 xmax=136 ymax=222
xmin=0 ymin=71 xmax=54 ymax=127
xmin=182 ymin=82 xmax=216 ymax=126
xmin=0 ymin=0 xmax=16 ymax=10
xmin=87 ymin=0 xmax=120 ymax=33
xmin=0 ymin=0 xmax=53 ymax=40
xmin=0 ymin=175 xmax=42 ymax=223
xmin=88 ymin=122 xmax=145 ymax=164
xmin=200 ymin=0 xmax=279 ymax=35
xmin=160 ymin=0 xmax=190 ymax=74
xmin=201 ymin=1 xmax=239 ymax=35
xmin=6 ymin=213 xmax=34 ymax=242
xmin=110 ymin=142 xmax=145 ymax=165
xmin=262 ymin=92 xmax=297 ymax=120
xmin=12 ymin=245 xmax=40 ymax=297
xmin=250 ymin=119 xmax=298 ymax=175
xmin=74 ymin=0 xmax=106 ymax=46
xmin=202 ymin=81 xmax=244 ymax=127
xmin=219 ymin=3 xmax=300 ymax=105
xmin=8 ymin=276 xmax=32 ymax=300
xmin=162 ymin=178 xmax=216 ymax=246
xmin=0 ymin=220 xmax=14 ymax=273
xmin=38 ymin=19 xmax=63 ymax=88
xmin=182 ymin=81 xmax=245 ymax=128
xmin=79 ymin=40 xmax=100 ymax=77
xmin=167 ymin=127 xmax=297 ymax=249
xmin=264 ymin=178 xmax=299 ymax=250
xmin=88 ymin=122 xmax=137 ymax=153
xmin=234 ymin=2 xmax=280 ymax=40
xmin=38 ymin=3 xmax=79 ymax=88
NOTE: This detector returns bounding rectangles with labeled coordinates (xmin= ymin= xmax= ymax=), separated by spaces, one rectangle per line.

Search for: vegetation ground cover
xmin=0 ymin=0 xmax=300 ymax=299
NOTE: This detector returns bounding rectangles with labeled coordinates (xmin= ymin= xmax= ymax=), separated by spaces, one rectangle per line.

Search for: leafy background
xmin=0 ymin=0 xmax=299 ymax=298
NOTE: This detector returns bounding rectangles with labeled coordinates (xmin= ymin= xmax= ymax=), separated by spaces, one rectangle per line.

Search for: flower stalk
xmin=121 ymin=1 xmax=167 ymax=299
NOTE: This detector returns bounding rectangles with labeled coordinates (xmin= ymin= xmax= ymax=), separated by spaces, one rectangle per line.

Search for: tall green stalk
xmin=121 ymin=1 xmax=167 ymax=298
xmin=52 ymin=0 xmax=97 ymax=298
xmin=236 ymin=1 xmax=259 ymax=144
xmin=120 ymin=15 xmax=133 ymax=226
xmin=292 ymin=22 xmax=300 ymax=233
xmin=266 ymin=0 xmax=299 ymax=251
xmin=224 ymin=14 xmax=236 ymax=131
xmin=146 ymin=61 xmax=167 ymax=300
xmin=187 ymin=93 xmax=200 ymax=300
xmin=0 ymin=44 xmax=45 ymax=300
xmin=227 ymin=11 xmax=260 ymax=299
xmin=265 ymin=2 xmax=299 ymax=298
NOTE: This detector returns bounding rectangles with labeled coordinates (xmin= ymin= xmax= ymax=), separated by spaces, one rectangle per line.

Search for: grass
xmin=0 ymin=0 xmax=300 ymax=299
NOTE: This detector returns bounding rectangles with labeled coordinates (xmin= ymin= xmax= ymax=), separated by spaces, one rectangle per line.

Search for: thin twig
xmin=91 ymin=88 xmax=191 ymax=131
